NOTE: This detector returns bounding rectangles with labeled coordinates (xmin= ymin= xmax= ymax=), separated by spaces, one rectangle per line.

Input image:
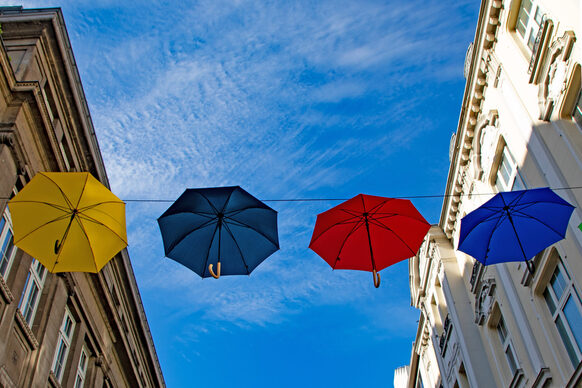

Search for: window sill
xmin=509 ymin=368 xmax=525 ymax=388
xmin=14 ymin=309 xmax=38 ymax=350
xmin=566 ymin=359 xmax=582 ymax=388
xmin=532 ymin=367 xmax=551 ymax=388
xmin=48 ymin=371 xmax=62 ymax=388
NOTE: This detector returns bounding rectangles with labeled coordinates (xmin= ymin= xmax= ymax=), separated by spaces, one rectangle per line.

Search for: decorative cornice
xmin=443 ymin=0 xmax=503 ymax=239
xmin=14 ymin=309 xmax=39 ymax=350
xmin=0 ymin=275 xmax=14 ymax=303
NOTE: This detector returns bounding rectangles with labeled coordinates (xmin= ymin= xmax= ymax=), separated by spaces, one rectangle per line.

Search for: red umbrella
xmin=309 ymin=194 xmax=431 ymax=288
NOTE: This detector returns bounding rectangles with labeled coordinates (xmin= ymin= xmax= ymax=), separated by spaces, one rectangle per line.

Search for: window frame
xmin=494 ymin=145 xmax=525 ymax=192
xmin=0 ymin=208 xmax=17 ymax=279
xmin=18 ymin=259 xmax=47 ymax=326
xmin=74 ymin=346 xmax=89 ymax=388
xmin=543 ymin=260 xmax=582 ymax=366
xmin=515 ymin=0 xmax=545 ymax=52
xmin=496 ymin=315 xmax=520 ymax=377
xmin=51 ymin=307 xmax=76 ymax=383
xmin=572 ymin=88 xmax=582 ymax=129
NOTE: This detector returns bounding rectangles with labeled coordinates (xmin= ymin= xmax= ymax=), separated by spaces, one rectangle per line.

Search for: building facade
xmin=0 ymin=7 xmax=165 ymax=388
xmin=398 ymin=0 xmax=582 ymax=387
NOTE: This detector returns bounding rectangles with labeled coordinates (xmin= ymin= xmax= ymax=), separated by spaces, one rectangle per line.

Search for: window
xmin=18 ymin=259 xmax=46 ymax=326
xmin=52 ymin=307 xmax=76 ymax=382
xmin=74 ymin=346 xmax=89 ymax=388
xmin=495 ymin=146 xmax=525 ymax=191
xmin=515 ymin=0 xmax=545 ymax=51
xmin=544 ymin=260 xmax=582 ymax=366
xmin=0 ymin=208 xmax=17 ymax=279
xmin=497 ymin=315 xmax=519 ymax=376
xmin=573 ymin=89 xmax=582 ymax=129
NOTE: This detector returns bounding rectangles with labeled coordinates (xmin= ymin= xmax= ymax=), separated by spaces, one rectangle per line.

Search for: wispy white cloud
xmin=4 ymin=0 xmax=477 ymax=350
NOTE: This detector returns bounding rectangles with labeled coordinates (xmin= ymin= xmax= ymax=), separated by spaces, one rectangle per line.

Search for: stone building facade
xmin=397 ymin=0 xmax=582 ymax=387
xmin=0 ymin=7 xmax=165 ymax=388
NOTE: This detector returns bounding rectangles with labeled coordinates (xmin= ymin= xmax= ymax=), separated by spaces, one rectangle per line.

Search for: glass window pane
xmin=563 ymin=296 xmax=582 ymax=353
xmin=550 ymin=267 xmax=567 ymax=301
xmin=497 ymin=317 xmax=507 ymax=343
xmin=556 ymin=315 xmax=579 ymax=366
xmin=64 ymin=316 xmax=73 ymax=338
xmin=23 ymin=283 xmax=39 ymax=324
xmin=0 ymin=234 xmax=14 ymax=276
xmin=521 ymin=0 xmax=532 ymax=13
xmin=80 ymin=351 xmax=87 ymax=370
xmin=533 ymin=6 xmax=543 ymax=25
xmin=527 ymin=31 xmax=537 ymax=50
xmin=544 ymin=288 xmax=557 ymax=315
xmin=516 ymin=11 xmax=528 ymax=37
xmin=505 ymin=345 xmax=518 ymax=374
xmin=54 ymin=341 xmax=68 ymax=379
xmin=573 ymin=91 xmax=582 ymax=129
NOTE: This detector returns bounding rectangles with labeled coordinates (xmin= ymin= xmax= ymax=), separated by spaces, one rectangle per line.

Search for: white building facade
xmin=399 ymin=0 xmax=582 ymax=387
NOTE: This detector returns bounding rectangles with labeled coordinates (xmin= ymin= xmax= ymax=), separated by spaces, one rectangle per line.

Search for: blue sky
xmin=5 ymin=1 xmax=479 ymax=386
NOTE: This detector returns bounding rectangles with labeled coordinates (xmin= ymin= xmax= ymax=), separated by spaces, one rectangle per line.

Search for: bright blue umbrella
xmin=158 ymin=186 xmax=279 ymax=279
xmin=458 ymin=187 xmax=575 ymax=272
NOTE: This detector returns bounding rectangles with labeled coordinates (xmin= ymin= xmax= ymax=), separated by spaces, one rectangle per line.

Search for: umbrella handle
xmin=209 ymin=262 xmax=221 ymax=279
xmin=373 ymin=269 xmax=380 ymax=288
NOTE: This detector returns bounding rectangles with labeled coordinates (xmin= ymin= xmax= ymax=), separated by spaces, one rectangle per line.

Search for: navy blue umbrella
xmin=158 ymin=186 xmax=279 ymax=278
xmin=458 ymin=187 xmax=575 ymax=272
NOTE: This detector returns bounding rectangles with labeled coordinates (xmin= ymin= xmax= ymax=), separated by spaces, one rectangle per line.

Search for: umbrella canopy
xmin=309 ymin=194 xmax=431 ymax=287
xmin=157 ymin=186 xmax=279 ymax=279
xmin=458 ymin=187 xmax=575 ymax=271
xmin=8 ymin=172 xmax=127 ymax=273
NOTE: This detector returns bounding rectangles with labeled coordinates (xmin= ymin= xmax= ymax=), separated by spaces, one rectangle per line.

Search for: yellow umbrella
xmin=7 ymin=172 xmax=127 ymax=273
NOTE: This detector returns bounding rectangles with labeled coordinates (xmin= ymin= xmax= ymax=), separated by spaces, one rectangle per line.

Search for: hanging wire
xmin=3 ymin=186 xmax=581 ymax=203
xmin=116 ymin=186 xmax=582 ymax=203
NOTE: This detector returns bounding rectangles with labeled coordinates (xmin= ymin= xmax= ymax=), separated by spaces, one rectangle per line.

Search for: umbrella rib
xmin=360 ymin=194 xmax=366 ymax=213
xmin=221 ymin=221 xmax=251 ymax=275
xmin=479 ymin=212 xmax=507 ymax=266
xmin=367 ymin=199 xmax=394 ymax=216
xmin=512 ymin=199 xmax=573 ymax=214
xmin=366 ymin=218 xmax=420 ymax=256
xmin=220 ymin=188 xmax=237 ymax=214
xmin=74 ymin=173 xmax=90 ymax=210
xmin=225 ymin=205 xmax=272 ymax=217
xmin=458 ymin=211 xmax=503 ymax=244
xmin=201 ymin=222 xmax=220 ymax=278
xmin=73 ymin=214 xmax=99 ymax=272
xmin=223 ymin=216 xmax=279 ymax=247
xmin=12 ymin=213 xmax=71 ymax=244
xmin=371 ymin=213 xmax=428 ymax=224
xmin=160 ymin=218 xmax=217 ymax=255
xmin=333 ymin=219 xmax=366 ymax=269
xmin=510 ymin=208 xmax=570 ymax=238
xmin=76 ymin=213 xmax=128 ymax=245
xmin=196 ymin=191 xmax=221 ymax=215
xmin=39 ymin=173 xmax=75 ymax=210
xmin=9 ymin=200 xmax=71 ymax=213
xmin=339 ymin=209 xmax=365 ymax=218
xmin=77 ymin=200 xmax=127 ymax=212
xmin=159 ymin=211 xmax=216 ymax=220
xmin=308 ymin=214 xmax=363 ymax=246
